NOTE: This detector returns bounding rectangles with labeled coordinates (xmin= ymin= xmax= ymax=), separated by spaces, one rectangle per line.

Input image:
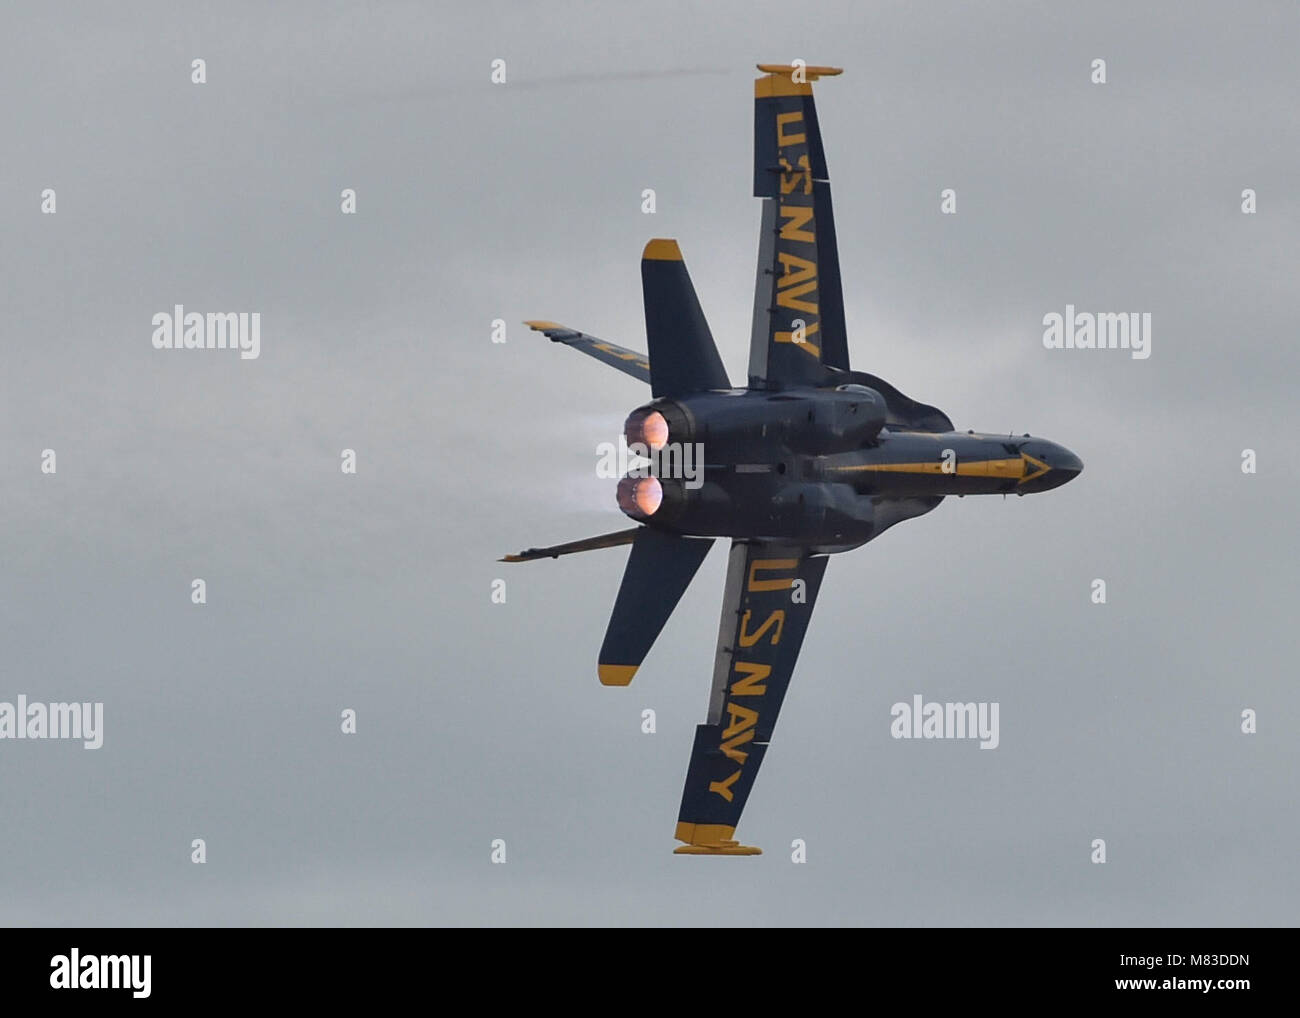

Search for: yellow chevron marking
xmin=1018 ymin=453 xmax=1051 ymax=485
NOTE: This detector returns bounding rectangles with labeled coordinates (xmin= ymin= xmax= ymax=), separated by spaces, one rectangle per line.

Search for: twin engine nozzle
xmin=616 ymin=475 xmax=664 ymax=519
xmin=618 ymin=403 xmax=696 ymax=521
xmin=616 ymin=388 xmax=892 ymax=524
xmin=624 ymin=406 xmax=671 ymax=452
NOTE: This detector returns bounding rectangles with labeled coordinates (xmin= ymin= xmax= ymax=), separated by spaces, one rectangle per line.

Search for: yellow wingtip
xmin=598 ymin=664 xmax=638 ymax=686
xmin=673 ymin=844 xmax=763 ymax=856
xmin=523 ymin=319 xmax=562 ymax=330
xmin=673 ymin=823 xmax=760 ymax=854
xmin=642 ymin=238 xmax=682 ymax=262
xmin=755 ymin=63 xmax=843 ymax=77
xmin=676 ymin=822 xmax=733 ymax=843
xmin=754 ymin=64 xmax=842 ymax=97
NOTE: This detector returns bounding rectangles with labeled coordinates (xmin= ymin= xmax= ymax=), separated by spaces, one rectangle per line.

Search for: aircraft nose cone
xmin=1040 ymin=445 xmax=1082 ymax=490
xmin=1056 ymin=448 xmax=1083 ymax=480
xmin=1019 ymin=441 xmax=1082 ymax=492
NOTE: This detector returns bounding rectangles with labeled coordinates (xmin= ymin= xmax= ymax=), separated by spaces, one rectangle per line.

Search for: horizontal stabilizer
xmin=598 ymin=527 xmax=714 ymax=686
xmin=500 ymin=527 xmax=641 ymax=563
xmin=523 ymin=320 xmax=650 ymax=384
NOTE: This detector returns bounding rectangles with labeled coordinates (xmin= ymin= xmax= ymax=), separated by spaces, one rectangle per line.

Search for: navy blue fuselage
xmin=619 ymin=381 xmax=1082 ymax=548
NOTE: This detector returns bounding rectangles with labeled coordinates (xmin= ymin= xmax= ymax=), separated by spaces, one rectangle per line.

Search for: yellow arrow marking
xmin=828 ymin=453 xmax=1053 ymax=483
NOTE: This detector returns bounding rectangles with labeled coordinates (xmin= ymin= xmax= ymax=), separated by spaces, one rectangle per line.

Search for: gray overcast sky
xmin=1 ymin=1 xmax=1297 ymax=926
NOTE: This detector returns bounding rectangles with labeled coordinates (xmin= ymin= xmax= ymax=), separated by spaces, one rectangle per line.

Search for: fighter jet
xmin=504 ymin=64 xmax=1082 ymax=855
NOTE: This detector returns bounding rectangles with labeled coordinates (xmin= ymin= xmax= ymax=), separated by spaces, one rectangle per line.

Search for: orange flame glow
xmin=624 ymin=408 xmax=670 ymax=452
xmin=634 ymin=476 xmax=663 ymax=516
xmin=616 ymin=475 xmax=663 ymax=519
xmin=641 ymin=411 xmax=669 ymax=451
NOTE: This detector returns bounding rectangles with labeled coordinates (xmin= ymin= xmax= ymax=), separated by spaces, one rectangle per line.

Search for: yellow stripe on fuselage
xmin=831 ymin=457 xmax=1020 ymax=477
xmin=830 ymin=453 xmax=1050 ymax=482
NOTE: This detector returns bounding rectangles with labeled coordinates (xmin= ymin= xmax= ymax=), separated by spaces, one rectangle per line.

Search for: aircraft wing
xmin=674 ymin=539 xmax=829 ymax=854
xmin=748 ymin=64 xmax=849 ymax=389
xmin=523 ymin=320 xmax=650 ymax=384
xmin=500 ymin=527 xmax=641 ymax=563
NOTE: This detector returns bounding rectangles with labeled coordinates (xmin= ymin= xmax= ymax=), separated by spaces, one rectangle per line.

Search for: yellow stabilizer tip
xmin=674 ymin=843 xmax=763 ymax=856
xmin=642 ymin=238 xmax=682 ymax=262
xmin=598 ymin=664 xmax=638 ymax=686
xmin=523 ymin=319 xmax=562 ymax=330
